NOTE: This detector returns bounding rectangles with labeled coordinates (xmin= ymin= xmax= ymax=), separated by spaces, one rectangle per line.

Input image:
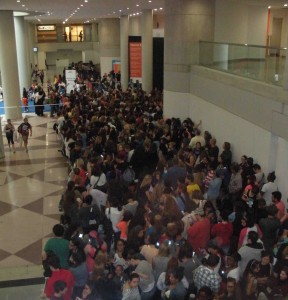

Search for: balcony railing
xmin=199 ymin=41 xmax=287 ymax=86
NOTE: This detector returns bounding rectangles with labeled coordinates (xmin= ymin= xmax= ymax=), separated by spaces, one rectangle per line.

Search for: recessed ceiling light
xmin=285 ymin=4 xmax=288 ymax=7
xmin=127 ymin=7 xmax=129 ymax=10
xmin=160 ymin=7 xmax=163 ymax=10
xmin=81 ymin=4 xmax=83 ymax=6
xmin=113 ymin=11 xmax=116 ymax=14
xmin=149 ymin=0 xmax=152 ymax=2
xmin=63 ymin=21 xmax=65 ymax=24
xmin=17 ymin=0 xmax=20 ymax=2
xmin=22 ymin=4 xmax=25 ymax=6
xmin=84 ymin=0 xmax=88 ymax=2
xmin=154 ymin=8 xmax=158 ymax=11
xmin=268 ymin=6 xmax=271 ymax=9
xmin=136 ymin=12 xmax=139 ymax=15
xmin=136 ymin=4 xmax=139 ymax=7
xmin=119 ymin=10 xmax=122 ymax=12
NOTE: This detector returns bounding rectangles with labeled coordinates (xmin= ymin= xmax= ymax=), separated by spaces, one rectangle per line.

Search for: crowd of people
xmin=39 ymin=71 xmax=288 ymax=300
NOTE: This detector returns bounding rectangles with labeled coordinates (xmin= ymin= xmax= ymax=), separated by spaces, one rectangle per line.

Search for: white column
xmin=120 ymin=15 xmax=129 ymax=90
xmin=141 ymin=9 xmax=153 ymax=92
xmin=91 ymin=23 xmax=99 ymax=42
xmin=14 ymin=16 xmax=30 ymax=96
xmin=0 ymin=11 xmax=22 ymax=120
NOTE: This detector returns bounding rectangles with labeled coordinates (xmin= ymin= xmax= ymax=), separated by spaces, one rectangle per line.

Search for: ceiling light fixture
xmin=160 ymin=7 xmax=163 ymax=10
xmin=285 ymin=4 xmax=288 ymax=7
xmin=136 ymin=4 xmax=139 ymax=7
xmin=17 ymin=0 xmax=20 ymax=2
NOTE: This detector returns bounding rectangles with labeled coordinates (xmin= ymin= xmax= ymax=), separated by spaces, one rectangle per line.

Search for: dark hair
xmin=227 ymin=277 xmax=236 ymax=286
xmin=272 ymin=191 xmax=282 ymax=201
xmin=247 ymin=157 xmax=254 ymax=166
xmin=128 ymin=272 xmax=140 ymax=281
xmin=267 ymin=171 xmax=276 ymax=182
xmin=253 ymin=164 xmax=261 ymax=170
xmin=266 ymin=204 xmax=278 ymax=217
xmin=47 ymin=255 xmax=61 ymax=269
xmin=71 ymin=251 xmax=86 ymax=265
xmin=261 ymin=250 xmax=271 ymax=259
xmin=186 ymin=174 xmax=194 ymax=182
xmin=206 ymin=254 xmax=220 ymax=268
xmin=223 ymin=142 xmax=231 ymax=150
xmin=197 ymin=286 xmax=213 ymax=299
xmin=53 ymin=280 xmax=67 ymax=293
xmin=70 ymin=236 xmax=85 ymax=250
xmin=247 ymin=231 xmax=259 ymax=244
xmin=231 ymin=163 xmax=239 ymax=173
xmin=178 ymin=242 xmax=194 ymax=261
xmin=53 ymin=224 xmax=64 ymax=237
xmin=220 ymin=210 xmax=230 ymax=221
xmin=170 ymin=266 xmax=184 ymax=281
xmin=84 ymin=194 xmax=93 ymax=205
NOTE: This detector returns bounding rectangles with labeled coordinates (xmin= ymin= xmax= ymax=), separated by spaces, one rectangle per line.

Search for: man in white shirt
xmin=189 ymin=129 xmax=206 ymax=149
xmin=261 ymin=171 xmax=278 ymax=206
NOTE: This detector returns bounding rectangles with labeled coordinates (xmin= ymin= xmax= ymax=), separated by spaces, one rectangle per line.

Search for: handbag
xmin=92 ymin=174 xmax=107 ymax=193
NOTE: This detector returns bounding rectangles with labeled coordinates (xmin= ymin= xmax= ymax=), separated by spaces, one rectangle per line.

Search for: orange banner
xmin=129 ymin=42 xmax=142 ymax=78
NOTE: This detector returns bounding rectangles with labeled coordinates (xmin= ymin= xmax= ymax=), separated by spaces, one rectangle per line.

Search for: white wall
xmin=215 ymin=1 xmax=267 ymax=45
xmin=100 ymin=57 xmax=120 ymax=76
xmin=82 ymin=49 xmax=100 ymax=64
xmin=164 ymin=89 xmax=288 ymax=202
xmin=46 ymin=51 xmax=82 ymax=66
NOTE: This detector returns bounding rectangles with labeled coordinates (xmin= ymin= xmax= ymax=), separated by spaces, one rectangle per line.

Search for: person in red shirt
xmin=272 ymin=191 xmax=286 ymax=220
xmin=44 ymin=255 xmax=75 ymax=300
xmin=187 ymin=207 xmax=211 ymax=254
xmin=211 ymin=210 xmax=233 ymax=253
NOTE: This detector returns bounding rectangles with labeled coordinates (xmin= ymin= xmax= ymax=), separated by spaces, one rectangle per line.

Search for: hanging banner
xmin=129 ymin=42 xmax=142 ymax=81
xmin=65 ymin=69 xmax=77 ymax=93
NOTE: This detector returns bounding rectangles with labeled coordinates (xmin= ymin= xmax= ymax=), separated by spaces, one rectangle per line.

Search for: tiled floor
xmin=0 ymin=284 xmax=45 ymax=300
xmin=0 ymin=114 xmax=67 ymax=282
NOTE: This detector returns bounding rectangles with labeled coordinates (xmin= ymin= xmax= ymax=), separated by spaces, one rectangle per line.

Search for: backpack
xmin=122 ymin=167 xmax=135 ymax=184
xmin=17 ymin=124 xmax=22 ymax=134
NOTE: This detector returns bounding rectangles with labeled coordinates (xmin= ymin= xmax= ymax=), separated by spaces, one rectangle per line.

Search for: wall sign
xmin=37 ymin=25 xmax=56 ymax=31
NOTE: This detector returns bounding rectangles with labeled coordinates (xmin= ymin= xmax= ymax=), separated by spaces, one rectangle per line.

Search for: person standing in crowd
xmin=22 ymin=87 xmax=29 ymax=112
xmin=261 ymin=172 xmax=278 ymax=206
xmin=17 ymin=117 xmax=32 ymax=152
xmin=4 ymin=119 xmax=16 ymax=153
xmin=79 ymin=30 xmax=83 ymax=42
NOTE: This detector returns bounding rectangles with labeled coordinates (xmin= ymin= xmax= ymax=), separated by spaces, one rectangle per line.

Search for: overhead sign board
xmin=37 ymin=25 xmax=56 ymax=31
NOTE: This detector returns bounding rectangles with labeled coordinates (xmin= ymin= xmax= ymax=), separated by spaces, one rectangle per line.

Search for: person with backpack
xmin=18 ymin=117 xmax=32 ymax=152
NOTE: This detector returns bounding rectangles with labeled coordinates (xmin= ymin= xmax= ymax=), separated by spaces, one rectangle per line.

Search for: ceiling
xmin=0 ymin=0 xmax=164 ymax=24
xmin=0 ymin=0 xmax=287 ymax=24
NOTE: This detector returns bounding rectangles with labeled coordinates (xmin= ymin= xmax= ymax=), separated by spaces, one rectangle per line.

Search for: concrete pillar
xmin=91 ymin=23 xmax=99 ymax=42
xmin=0 ymin=11 xmax=22 ymax=120
xmin=141 ymin=9 xmax=153 ymax=92
xmin=99 ymin=18 xmax=120 ymax=76
xmin=129 ymin=16 xmax=141 ymax=36
xmin=25 ymin=22 xmax=36 ymax=76
xmin=120 ymin=15 xmax=129 ymax=90
xmin=164 ymin=0 xmax=215 ymax=94
xmin=14 ymin=16 xmax=30 ymax=96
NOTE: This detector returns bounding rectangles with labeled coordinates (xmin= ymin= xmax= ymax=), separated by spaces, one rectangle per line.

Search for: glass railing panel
xmin=199 ymin=41 xmax=287 ymax=86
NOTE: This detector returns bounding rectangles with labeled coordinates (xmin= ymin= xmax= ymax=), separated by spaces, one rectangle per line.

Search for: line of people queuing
xmin=41 ymin=75 xmax=288 ymax=300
